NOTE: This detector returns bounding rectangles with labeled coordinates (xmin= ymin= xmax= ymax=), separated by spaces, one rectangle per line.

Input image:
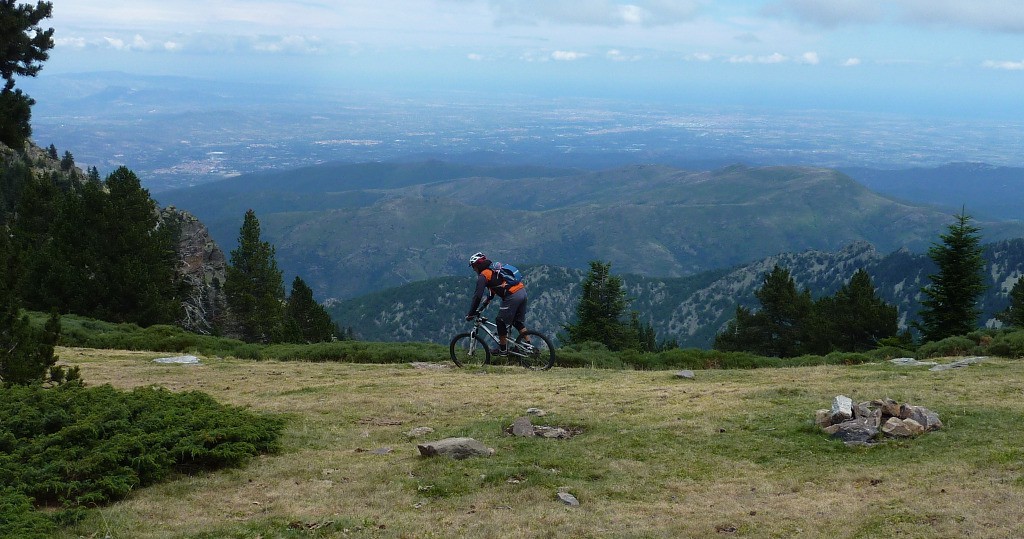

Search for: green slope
xmin=331 ymin=239 xmax=1024 ymax=349
xmin=156 ymin=161 xmax=1024 ymax=301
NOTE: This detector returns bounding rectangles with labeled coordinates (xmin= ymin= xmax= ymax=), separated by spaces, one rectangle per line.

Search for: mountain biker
xmin=465 ymin=252 xmax=529 ymax=355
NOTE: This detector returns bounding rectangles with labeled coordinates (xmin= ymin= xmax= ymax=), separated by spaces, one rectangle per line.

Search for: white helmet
xmin=468 ymin=252 xmax=487 ymax=266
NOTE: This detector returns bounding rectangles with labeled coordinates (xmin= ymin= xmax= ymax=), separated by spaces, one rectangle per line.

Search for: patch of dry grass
xmin=55 ymin=347 xmax=1024 ymax=538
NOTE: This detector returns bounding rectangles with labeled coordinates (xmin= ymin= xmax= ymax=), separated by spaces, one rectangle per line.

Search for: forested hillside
xmin=330 ymin=239 xmax=1024 ymax=348
xmin=157 ymin=161 xmax=1024 ymax=301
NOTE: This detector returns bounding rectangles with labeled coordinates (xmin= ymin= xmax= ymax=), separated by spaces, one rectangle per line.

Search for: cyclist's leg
xmin=512 ymin=293 xmax=528 ymax=344
xmin=496 ymin=300 xmax=511 ymax=352
xmin=501 ymin=293 xmax=532 ymax=344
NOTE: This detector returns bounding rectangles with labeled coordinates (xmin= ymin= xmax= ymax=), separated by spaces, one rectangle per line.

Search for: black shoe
xmin=490 ymin=346 xmax=508 ymax=356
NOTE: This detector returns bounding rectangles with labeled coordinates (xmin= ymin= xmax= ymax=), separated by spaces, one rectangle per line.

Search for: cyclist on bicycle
xmin=465 ymin=252 xmax=529 ymax=355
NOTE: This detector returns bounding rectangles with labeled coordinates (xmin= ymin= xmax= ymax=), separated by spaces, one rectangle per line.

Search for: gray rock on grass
xmin=416 ymin=437 xmax=494 ymax=459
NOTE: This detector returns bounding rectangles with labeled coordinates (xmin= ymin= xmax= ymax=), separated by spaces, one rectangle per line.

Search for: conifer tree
xmin=99 ymin=167 xmax=180 ymax=325
xmin=563 ymin=260 xmax=643 ymax=351
xmin=0 ymin=228 xmax=74 ymax=386
xmin=997 ymin=278 xmax=1024 ymax=328
xmin=814 ymin=269 xmax=898 ymax=352
xmin=283 ymin=276 xmax=336 ymax=343
xmin=59 ymin=150 xmax=74 ymax=171
xmin=224 ymin=209 xmax=286 ymax=343
xmin=0 ymin=0 xmax=54 ymax=148
xmin=715 ymin=265 xmax=813 ymax=357
xmin=916 ymin=209 xmax=986 ymax=342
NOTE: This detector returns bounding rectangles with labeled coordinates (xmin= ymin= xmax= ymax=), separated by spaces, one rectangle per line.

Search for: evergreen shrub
xmin=986 ymin=329 xmax=1024 ymax=358
xmin=0 ymin=383 xmax=284 ymax=532
xmin=865 ymin=345 xmax=916 ymax=361
xmin=916 ymin=336 xmax=979 ymax=359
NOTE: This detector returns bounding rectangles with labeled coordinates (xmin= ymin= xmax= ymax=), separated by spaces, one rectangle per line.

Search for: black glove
xmin=465 ymin=313 xmax=475 ymax=321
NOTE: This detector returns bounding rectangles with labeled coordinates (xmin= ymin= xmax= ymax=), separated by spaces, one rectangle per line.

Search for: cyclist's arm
xmin=466 ymin=273 xmax=490 ymax=316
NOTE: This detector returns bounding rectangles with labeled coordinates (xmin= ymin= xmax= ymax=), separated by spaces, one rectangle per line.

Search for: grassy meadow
xmin=53 ymin=347 xmax=1024 ymax=539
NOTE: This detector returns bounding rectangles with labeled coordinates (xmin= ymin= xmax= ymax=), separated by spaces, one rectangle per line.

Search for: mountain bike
xmin=449 ymin=313 xmax=555 ymax=370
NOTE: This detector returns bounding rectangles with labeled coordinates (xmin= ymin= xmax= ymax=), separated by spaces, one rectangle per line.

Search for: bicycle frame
xmin=468 ymin=316 xmax=534 ymax=359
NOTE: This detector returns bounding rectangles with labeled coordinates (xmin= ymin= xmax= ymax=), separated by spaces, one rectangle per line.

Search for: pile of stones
xmin=815 ymin=395 xmax=943 ymax=445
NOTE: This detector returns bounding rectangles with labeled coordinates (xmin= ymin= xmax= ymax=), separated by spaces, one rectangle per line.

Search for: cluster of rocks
xmin=408 ymin=408 xmax=584 ymax=507
xmin=413 ymin=408 xmax=579 ymax=459
xmin=816 ymin=395 xmax=943 ymax=445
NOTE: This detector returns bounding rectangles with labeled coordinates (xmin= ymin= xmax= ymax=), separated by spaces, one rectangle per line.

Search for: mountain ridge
xmin=330 ymin=239 xmax=1024 ymax=349
xmin=154 ymin=160 xmax=1024 ymax=301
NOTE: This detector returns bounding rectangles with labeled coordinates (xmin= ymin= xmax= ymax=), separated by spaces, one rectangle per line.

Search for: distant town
xmin=25 ymin=72 xmax=1024 ymax=193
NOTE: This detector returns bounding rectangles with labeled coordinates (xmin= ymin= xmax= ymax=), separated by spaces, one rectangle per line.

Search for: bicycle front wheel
xmin=450 ymin=333 xmax=491 ymax=368
xmin=515 ymin=331 xmax=555 ymax=370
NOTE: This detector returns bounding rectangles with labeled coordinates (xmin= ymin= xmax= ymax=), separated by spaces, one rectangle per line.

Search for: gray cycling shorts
xmin=496 ymin=288 xmax=528 ymax=336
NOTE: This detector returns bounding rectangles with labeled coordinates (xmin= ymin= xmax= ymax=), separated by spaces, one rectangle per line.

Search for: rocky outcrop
xmin=159 ymin=206 xmax=227 ymax=334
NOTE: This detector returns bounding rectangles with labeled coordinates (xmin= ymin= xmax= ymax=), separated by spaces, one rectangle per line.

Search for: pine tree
xmin=714 ymin=265 xmax=813 ymax=357
xmin=224 ymin=209 xmax=286 ymax=343
xmin=563 ymin=260 xmax=641 ymax=351
xmin=816 ymin=269 xmax=898 ymax=352
xmin=0 ymin=228 xmax=74 ymax=386
xmin=754 ymin=265 xmax=813 ymax=357
xmin=284 ymin=276 xmax=336 ymax=343
xmin=0 ymin=0 xmax=54 ymax=148
xmin=916 ymin=209 xmax=987 ymax=342
xmin=99 ymin=167 xmax=180 ymax=325
xmin=997 ymin=278 xmax=1024 ymax=328
xmin=14 ymin=168 xmax=179 ymax=325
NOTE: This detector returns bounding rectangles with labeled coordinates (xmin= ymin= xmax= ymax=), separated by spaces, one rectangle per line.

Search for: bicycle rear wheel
xmin=450 ymin=333 xmax=491 ymax=367
xmin=515 ymin=331 xmax=555 ymax=370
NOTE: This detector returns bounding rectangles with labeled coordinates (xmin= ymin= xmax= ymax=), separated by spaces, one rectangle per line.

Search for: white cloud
xmin=800 ymin=51 xmax=819 ymax=65
xmin=467 ymin=53 xmax=485 ymax=61
xmin=103 ymin=37 xmax=127 ymax=50
xmin=726 ymin=52 xmax=788 ymax=64
xmin=132 ymin=35 xmax=151 ymax=50
xmin=842 ymin=57 xmax=862 ymax=67
xmin=552 ymin=50 xmax=587 ymax=61
xmin=55 ymin=37 xmax=88 ymax=49
xmin=982 ymin=59 xmax=1024 ymax=70
xmin=607 ymin=49 xmax=642 ymax=61
xmin=251 ymin=35 xmax=325 ymax=54
xmin=488 ymin=0 xmax=701 ymax=27
xmin=728 ymin=53 xmax=789 ymax=64
xmin=687 ymin=52 xmax=714 ymax=62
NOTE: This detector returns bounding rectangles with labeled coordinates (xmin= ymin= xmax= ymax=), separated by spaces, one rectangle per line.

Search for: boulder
xmin=153 ymin=355 xmax=201 ymax=364
xmin=557 ymin=488 xmax=580 ymax=506
xmin=881 ymin=417 xmax=926 ymax=437
xmin=825 ymin=417 xmax=879 ymax=444
xmin=831 ymin=395 xmax=854 ymax=423
xmin=899 ymin=405 xmax=943 ymax=431
xmin=511 ymin=417 xmax=536 ymax=437
xmin=416 ymin=437 xmax=494 ymax=459
xmin=929 ymin=356 xmax=987 ymax=372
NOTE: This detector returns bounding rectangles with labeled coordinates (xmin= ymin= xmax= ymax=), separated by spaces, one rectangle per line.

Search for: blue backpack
xmin=491 ymin=262 xmax=522 ymax=287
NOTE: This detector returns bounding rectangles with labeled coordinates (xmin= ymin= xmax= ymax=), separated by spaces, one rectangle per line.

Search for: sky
xmin=27 ymin=0 xmax=1024 ymax=118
